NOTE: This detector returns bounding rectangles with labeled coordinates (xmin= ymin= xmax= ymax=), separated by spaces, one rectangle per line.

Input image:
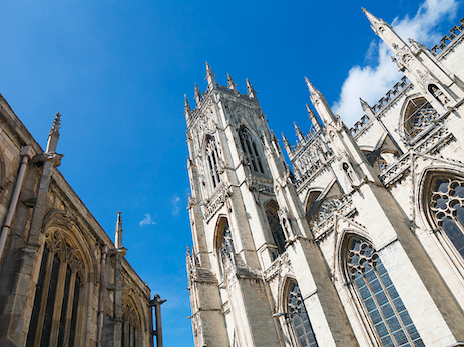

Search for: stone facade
xmin=185 ymin=10 xmax=464 ymax=347
xmin=0 ymin=98 xmax=153 ymax=345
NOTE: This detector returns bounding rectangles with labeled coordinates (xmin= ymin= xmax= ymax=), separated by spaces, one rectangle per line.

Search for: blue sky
xmin=0 ymin=0 xmax=461 ymax=345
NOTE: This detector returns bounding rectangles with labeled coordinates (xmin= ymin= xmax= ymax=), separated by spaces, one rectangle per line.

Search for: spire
xmin=362 ymin=8 xmax=387 ymax=33
xmin=246 ymin=78 xmax=258 ymax=100
xmin=227 ymin=73 xmax=237 ymax=90
xmin=294 ymin=122 xmax=305 ymax=142
xmin=194 ymin=83 xmax=202 ymax=105
xmin=46 ymin=112 xmax=61 ymax=153
xmin=115 ymin=211 xmax=123 ymax=249
xmin=306 ymin=104 xmax=321 ymax=132
xmin=205 ymin=62 xmax=217 ymax=90
xmin=282 ymin=132 xmax=292 ymax=156
xmin=305 ymin=77 xmax=337 ymax=124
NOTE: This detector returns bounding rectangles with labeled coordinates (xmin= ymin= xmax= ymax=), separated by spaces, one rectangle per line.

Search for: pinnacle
xmin=116 ymin=211 xmax=123 ymax=232
xmin=50 ymin=112 xmax=61 ymax=135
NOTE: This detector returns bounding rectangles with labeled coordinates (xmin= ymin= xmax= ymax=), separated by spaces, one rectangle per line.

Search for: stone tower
xmin=186 ymin=9 xmax=464 ymax=347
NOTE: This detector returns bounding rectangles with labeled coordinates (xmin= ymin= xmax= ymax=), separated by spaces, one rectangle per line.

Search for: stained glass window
xmin=430 ymin=177 xmax=464 ymax=258
xmin=287 ymin=281 xmax=318 ymax=347
xmin=347 ymin=237 xmax=424 ymax=346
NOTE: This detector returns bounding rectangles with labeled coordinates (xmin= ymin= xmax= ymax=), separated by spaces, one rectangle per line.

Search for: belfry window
xmin=265 ymin=201 xmax=286 ymax=255
xmin=26 ymin=230 xmax=83 ymax=347
xmin=206 ymin=136 xmax=221 ymax=189
xmin=239 ymin=127 xmax=265 ymax=174
xmin=286 ymin=281 xmax=318 ymax=347
xmin=403 ymin=97 xmax=438 ymax=139
xmin=430 ymin=176 xmax=464 ymax=258
xmin=346 ymin=237 xmax=424 ymax=346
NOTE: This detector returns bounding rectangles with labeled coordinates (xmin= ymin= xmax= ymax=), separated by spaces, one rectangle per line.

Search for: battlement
xmin=431 ymin=17 xmax=464 ymax=56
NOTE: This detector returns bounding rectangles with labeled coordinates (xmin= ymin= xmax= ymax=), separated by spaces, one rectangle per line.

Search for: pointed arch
xmin=264 ymin=200 xmax=286 ymax=255
xmin=204 ymin=135 xmax=221 ymax=190
xmin=418 ymin=167 xmax=464 ymax=262
xmin=238 ymin=126 xmax=265 ymax=174
xmin=279 ymin=277 xmax=319 ymax=347
xmin=400 ymin=95 xmax=438 ymax=141
xmin=339 ymin=232 xmax=424 ymax=346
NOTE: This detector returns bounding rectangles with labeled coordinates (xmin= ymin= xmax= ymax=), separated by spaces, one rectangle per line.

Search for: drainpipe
xmin=97 ymin=244 xmax=108 ymax=347
xmin=0 ymin=144 xmax=32 ymax=261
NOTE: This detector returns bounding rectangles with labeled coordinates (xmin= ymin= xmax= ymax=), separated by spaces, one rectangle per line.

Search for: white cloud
xmin=139 ymin=213 xmax=156 ymax=226
xmin=332 ymin=0 xmax=459 ymax=126
xmin=171 ymin=195 xmax=180 ymax=216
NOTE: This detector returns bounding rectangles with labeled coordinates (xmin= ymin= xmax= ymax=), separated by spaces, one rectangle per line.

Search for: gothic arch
xmin=121 ymin=289 xmax=146 ymax=347
xmin=26 ymin=226 xmax=90 ymax=347
xmin=337 ymin=231 xmax=424 ymax=346
xmin=399 ymin=94 xmax=438 ymax=141
xmin=417 ymin=167 xmax=464 ymax=268
xmin=263 ymin=200 xmax=286 ymax=255
xmin=237 ymin=126 xmax=265 ymax=174
xmin=278 ymin=276 xmax=319 ymax=347
xmin=212 ymin=214 xmax=229 ymax=254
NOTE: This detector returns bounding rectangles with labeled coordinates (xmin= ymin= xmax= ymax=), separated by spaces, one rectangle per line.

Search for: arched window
xmin=346 ymin=236 xmax=424 ymax=346
xmin=265 ymin=201 xmax=286 ymax=255
xmin=286 ymin=280 xmax=318 ymax=347
xmin=239 ymin=127 xmax=265 ymax=174
xmin=429 ymin=176 xmax=464 ymax=258
xmin=205 ymin=136 xmax=221 ymax=189
xmin=121 ymin=300 xmax=140 ymax=347
xmin=26 ymin=230 xmax=83 ymax=347
xmin=403 ymin=97 xmax=438 ymax=139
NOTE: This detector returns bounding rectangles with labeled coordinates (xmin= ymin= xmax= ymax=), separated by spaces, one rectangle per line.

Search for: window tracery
xmin=26 ymin=229 xmax=84 ymax=347
xmin=121 ymin=299 xmax=140 ymax=347
xmin=239 ymin=127 xmax=265 ymax=174
xmin=346 ymin=237 xmax=424 ymax=346
xmin=205 ymin=136 xmax=221 ymax=189
xmin=286 ymin=281 xmax=318 ymax=347
xmin=430 ymin=176 xmax=464 ymax=258
xmin=265 ymin=201 xmax=286 ymax=255
xmin=403 ymin=97 xmax=438 ymax=139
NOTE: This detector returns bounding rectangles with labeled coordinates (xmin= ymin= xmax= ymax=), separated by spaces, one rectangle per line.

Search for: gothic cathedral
xmin=185 ymin=9 xmax=464 ymax=347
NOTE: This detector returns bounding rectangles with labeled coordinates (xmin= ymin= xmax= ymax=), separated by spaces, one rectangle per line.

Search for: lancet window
xmin=26 ymin=229 xmax=83 ymax=347
xmin=286 ymin=280 xmax=318 ymax=347
xmin=239 ymin=127 xmax=265 ymax=174
xmin=403 ymin=97 xmax=438 ymax=139
xmin=265 ymin=201 xmax=286 ymax=255
xmin=205 ymin=136 xmax=221 ymax=189
xmin=429 ymin=176 xmax=464 ymax=258
xmin=346 ymin=236 xmax=424 ymax=346
xmin=219 ymin=220 xmax=236 ymax=273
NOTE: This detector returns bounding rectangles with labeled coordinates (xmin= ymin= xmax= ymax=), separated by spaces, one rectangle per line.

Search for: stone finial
xmin=294 ymin=122 xmax=305 ymax=142
xmin=227 ymin=73 xmax=237 ymax=90
xmin=115 ymin=211 xmax=123 ymax=249
xmin=205 ymin=62 xmax=217 ymax=90
xmin=362 ymin=8 xmax=386 ymax=31
xmin=306 ymin=104 xmax=321 ymax=132
xmin=194 ymin=83 xmax=202 ymax=105
xmin=246 ymin=78 xmax=258 ymax=100
xmin=184 ymin=94 xmax=191 ymax=115
xmin=282 ymin=132 xmax=290 ymax=147
xmin=46 ymin=112 xmax=61 ymax=153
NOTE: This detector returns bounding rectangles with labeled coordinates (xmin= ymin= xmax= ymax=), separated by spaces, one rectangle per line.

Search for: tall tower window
xmin=346 ymin=236 xmax=424 ymax=346
xmin=205 ymin=136 xmax=221 ymax=189
xmin=286 ymin=280 xmax=318 ymax=347
xmin=430 ymin=176 xmax=464 ymax=258
xmin=265 ymin=201 xmax=286 ymax=255
xmin=239 ymin=127 xmax=265 ymax=174
xmin=403 ymin=97 xmax=438 ymax=139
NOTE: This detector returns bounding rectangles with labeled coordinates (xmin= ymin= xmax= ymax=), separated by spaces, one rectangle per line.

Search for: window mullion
xmin=374 ymin=268 xmax=415 ymax=346
xmin=33 ymin=250 xmax=56 ymax=347
xmin=48 ymin=260 xmax=68 ymax=347
xmin=363 ymin=273 xmax=400 ymax=347
xmin=62 ymin=271 xmax=77 ymax=347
